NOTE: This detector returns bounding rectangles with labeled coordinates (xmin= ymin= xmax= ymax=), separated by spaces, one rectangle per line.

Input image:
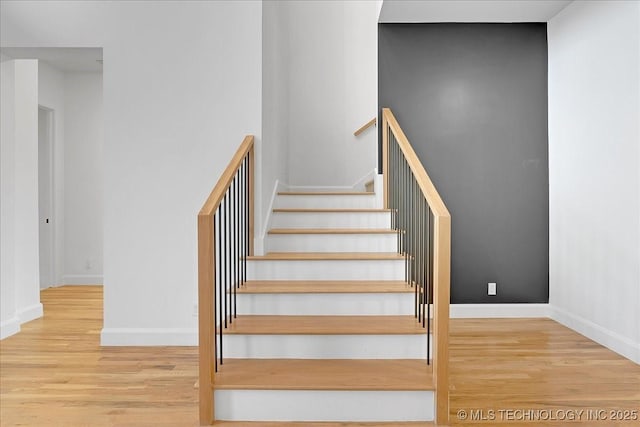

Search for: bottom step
xmin=214 ymin=423 xmax=434 ymax=426
xmin=214 ymin=359 xmax=434 ymax=422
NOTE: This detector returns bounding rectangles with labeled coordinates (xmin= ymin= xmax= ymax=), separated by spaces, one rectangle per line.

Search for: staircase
xmin=198 ymin=110 xmax=450 ymax=426
xmin=213 ymin=190 xmax=433 ymax=423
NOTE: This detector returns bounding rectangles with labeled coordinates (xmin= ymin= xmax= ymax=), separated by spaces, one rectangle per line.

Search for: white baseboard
xmin=17 ymin=302 xmax=43 ymax=323
xmin=63 ymin=274 xmax=103 ymax=285
xmin=550 ymin=305 xmax=640 ymax=364
xmin=351 ymin=169 xmax=376 ymax=191
xmin=374 ymin=169 xmax=383 ymax=208
xmin=100 ymin=327 xmax=197 ymax=346
xmin=450 ymin=303 xmax=550 ymax=318
xmin=287 ymin=184 xmax=354 ymax=191
xmin=285 ymin=169 xmax=377 ymax=193
xmin=0 ymin=317 xmax=20 ymax=340
xmin=256 ymin=179 xmax=286 ymax=256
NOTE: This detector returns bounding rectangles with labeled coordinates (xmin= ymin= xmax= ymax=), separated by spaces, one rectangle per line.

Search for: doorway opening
xmin=38 ymin=106 xmax=54 ymax=289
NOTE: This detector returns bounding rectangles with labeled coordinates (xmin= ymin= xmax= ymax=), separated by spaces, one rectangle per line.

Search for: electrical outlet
xmin=488 ymin=282 xmax=497 ymax=296
xmin=192 ymin=304 xmax=198 ymax=317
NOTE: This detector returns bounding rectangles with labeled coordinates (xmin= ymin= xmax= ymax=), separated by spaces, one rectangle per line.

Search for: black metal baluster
xmin=245 ymin=159 xmax=248 ymax=282
xmin=245 ymin=156 xmax=249 ymax=280
xmin=234 ymin=171 xmax=238 ymax=319
xmin=427 ymin=207 xmax=433 ymax=363
xmin=220 ymin=198 xmax=225 ymax=364
xmin=414 ymin=176 xmax=418 ymax=293
xmin=226 ymin=191 xmax=230 ymax=329
xmin=420 ymin=182 xmax=424 ymax=325
xmin=229 ymin=180 xmax=235 ymax=324
xmin=417 ymin=185 xmax=422 ymax=325
xmin=394 ymin=136 xmax=399 ymax=250
xmin=238 ymin=159 xmax=244 ymax=286
xmin=214 ymin=210 xmax=219 ymax=372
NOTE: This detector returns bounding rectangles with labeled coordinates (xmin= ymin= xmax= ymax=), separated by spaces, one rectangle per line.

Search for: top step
xmin=275 ymin=192 xmax=378 ymax=209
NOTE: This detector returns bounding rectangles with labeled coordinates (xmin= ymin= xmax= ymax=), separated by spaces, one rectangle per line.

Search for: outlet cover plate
xmin=488 ymin=282 xmax=497 ymax=296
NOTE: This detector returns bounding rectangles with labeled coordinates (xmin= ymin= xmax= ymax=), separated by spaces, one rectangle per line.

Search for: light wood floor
xmin=1 ymin=286 xmax=639 ymax=426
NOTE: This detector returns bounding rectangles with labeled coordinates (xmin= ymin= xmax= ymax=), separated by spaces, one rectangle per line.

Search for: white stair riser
xmin=247 ymin=260 xmax=405 ymax=281
xmin=221 ymin=334 xmax=430 ymax=359
xmin=215 ymin=390 xmax=434 ymax=422
xmin=271 ymin=211 xmax=391 ymax=229
xmin=275 ymin=195 xmax=377 ymax=209
xmin=266 ymin=233 xmax=398 ymax=253
xmin=236 ymin=292 xmax=413 ymax=315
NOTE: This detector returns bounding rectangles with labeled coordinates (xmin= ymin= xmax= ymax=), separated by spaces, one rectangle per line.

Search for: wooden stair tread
xmin=247 ymin=252 xmax=404 ymax=261
xmin=238 ymin=280 xmax=412 ymax=294
xmin=268 ymin=228 xmax=397 ymax=235
xmin=214 ymin=359 xmax=434 ymax=391
xmin=213 ymin=422 xmax=434 ymax=426
xmin=278 ymin=191 xmax=375 ymax=196
xmin=273 ymin=208 xmax=391 ymax=213
xmin=223 ymin=315 xmax=427 ymax=335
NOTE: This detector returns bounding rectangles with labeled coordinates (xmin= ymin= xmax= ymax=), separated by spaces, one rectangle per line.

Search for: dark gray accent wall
xmin=379 ymin=23 xmax=548 ymax=304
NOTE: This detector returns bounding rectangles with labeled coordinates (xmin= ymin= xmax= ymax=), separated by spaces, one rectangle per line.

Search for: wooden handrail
xmin=353 ymin=117 xmax=376 ymax=136
xmin=198 ymin=135 xmax=254 ymax=425
xmin=200 ymin=135 xmax=255 ymax=216
xmin=381 ymin=108 xmax=450 ymax=425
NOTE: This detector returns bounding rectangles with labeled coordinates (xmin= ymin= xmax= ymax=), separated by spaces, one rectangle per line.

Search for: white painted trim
xmin=63 ymin=274 xmax=103 ymax=285
xmin=374 ymin=168 xmax=383 ymax=208
xmin=256 ymin=179 xmax=286 ymax=256
xmin=0 ymin=317 xmax=21 ymax=340
xmin=285 ymin=169 xmax=376 ymax=192
xmin=223 ymin=334 xmax=428 ymax=359
xmin=100 ymin=327 xmax=197 ymax=346
xmin=450 ymin=303 xmax=550 ymax=318
xmin=286 ymin=184 xmax=355 ymax=191
xmin=236 ymin=292 xmax=412 ymax=315
xmin=550 ymin=305 xmax=640 ymax=364
xmin=17 ymin=302 xmax=43 ymax=323
xmin=350 ymin=168 xmax=376 ymax=191
xmin=215 ymin=390 xmax=434 ymax=422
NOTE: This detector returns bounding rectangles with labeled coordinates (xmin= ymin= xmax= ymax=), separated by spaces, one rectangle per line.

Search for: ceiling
xmin=0 ymin=47 xmax=103 ymax=72
xmin=379 ymin=0 xmax=573 ymax=23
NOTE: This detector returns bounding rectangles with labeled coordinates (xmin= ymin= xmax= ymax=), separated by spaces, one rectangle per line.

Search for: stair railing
xmin=197 ymin=135 xmax=254 ymax=425
xmin=382 ymin=108 xmax=451 ymax=425
xmin=354 ymin=116 xmax=377 ymax=136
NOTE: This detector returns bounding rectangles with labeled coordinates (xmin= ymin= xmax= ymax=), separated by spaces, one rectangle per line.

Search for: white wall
xmin=286 ymin=0 xmax=378 ymax=187
xmin=0 ymin=58 xmax=43 ymax=339
xmin=1 ymin=54 xmax=18 ymax=338
xmin=259 ymin=0 xmax=290 ymax=243
xmin=1 ymin=0 xmax=262 ymax=345
xmin=38 ymin=61 xmax=65 ymax=287
xmin=64 ymin=72 xmax=103 ymax=284
xmin=548 ymin=0 xmax=640 ymax=363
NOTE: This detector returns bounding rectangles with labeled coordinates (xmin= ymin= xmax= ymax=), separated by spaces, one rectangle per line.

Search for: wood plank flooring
xmin=1 ymin=286 xmax=639 ymax=426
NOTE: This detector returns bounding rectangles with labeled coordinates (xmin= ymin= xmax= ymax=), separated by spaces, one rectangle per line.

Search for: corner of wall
xmin=550 ymin=305 xmax=640 ymax=364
